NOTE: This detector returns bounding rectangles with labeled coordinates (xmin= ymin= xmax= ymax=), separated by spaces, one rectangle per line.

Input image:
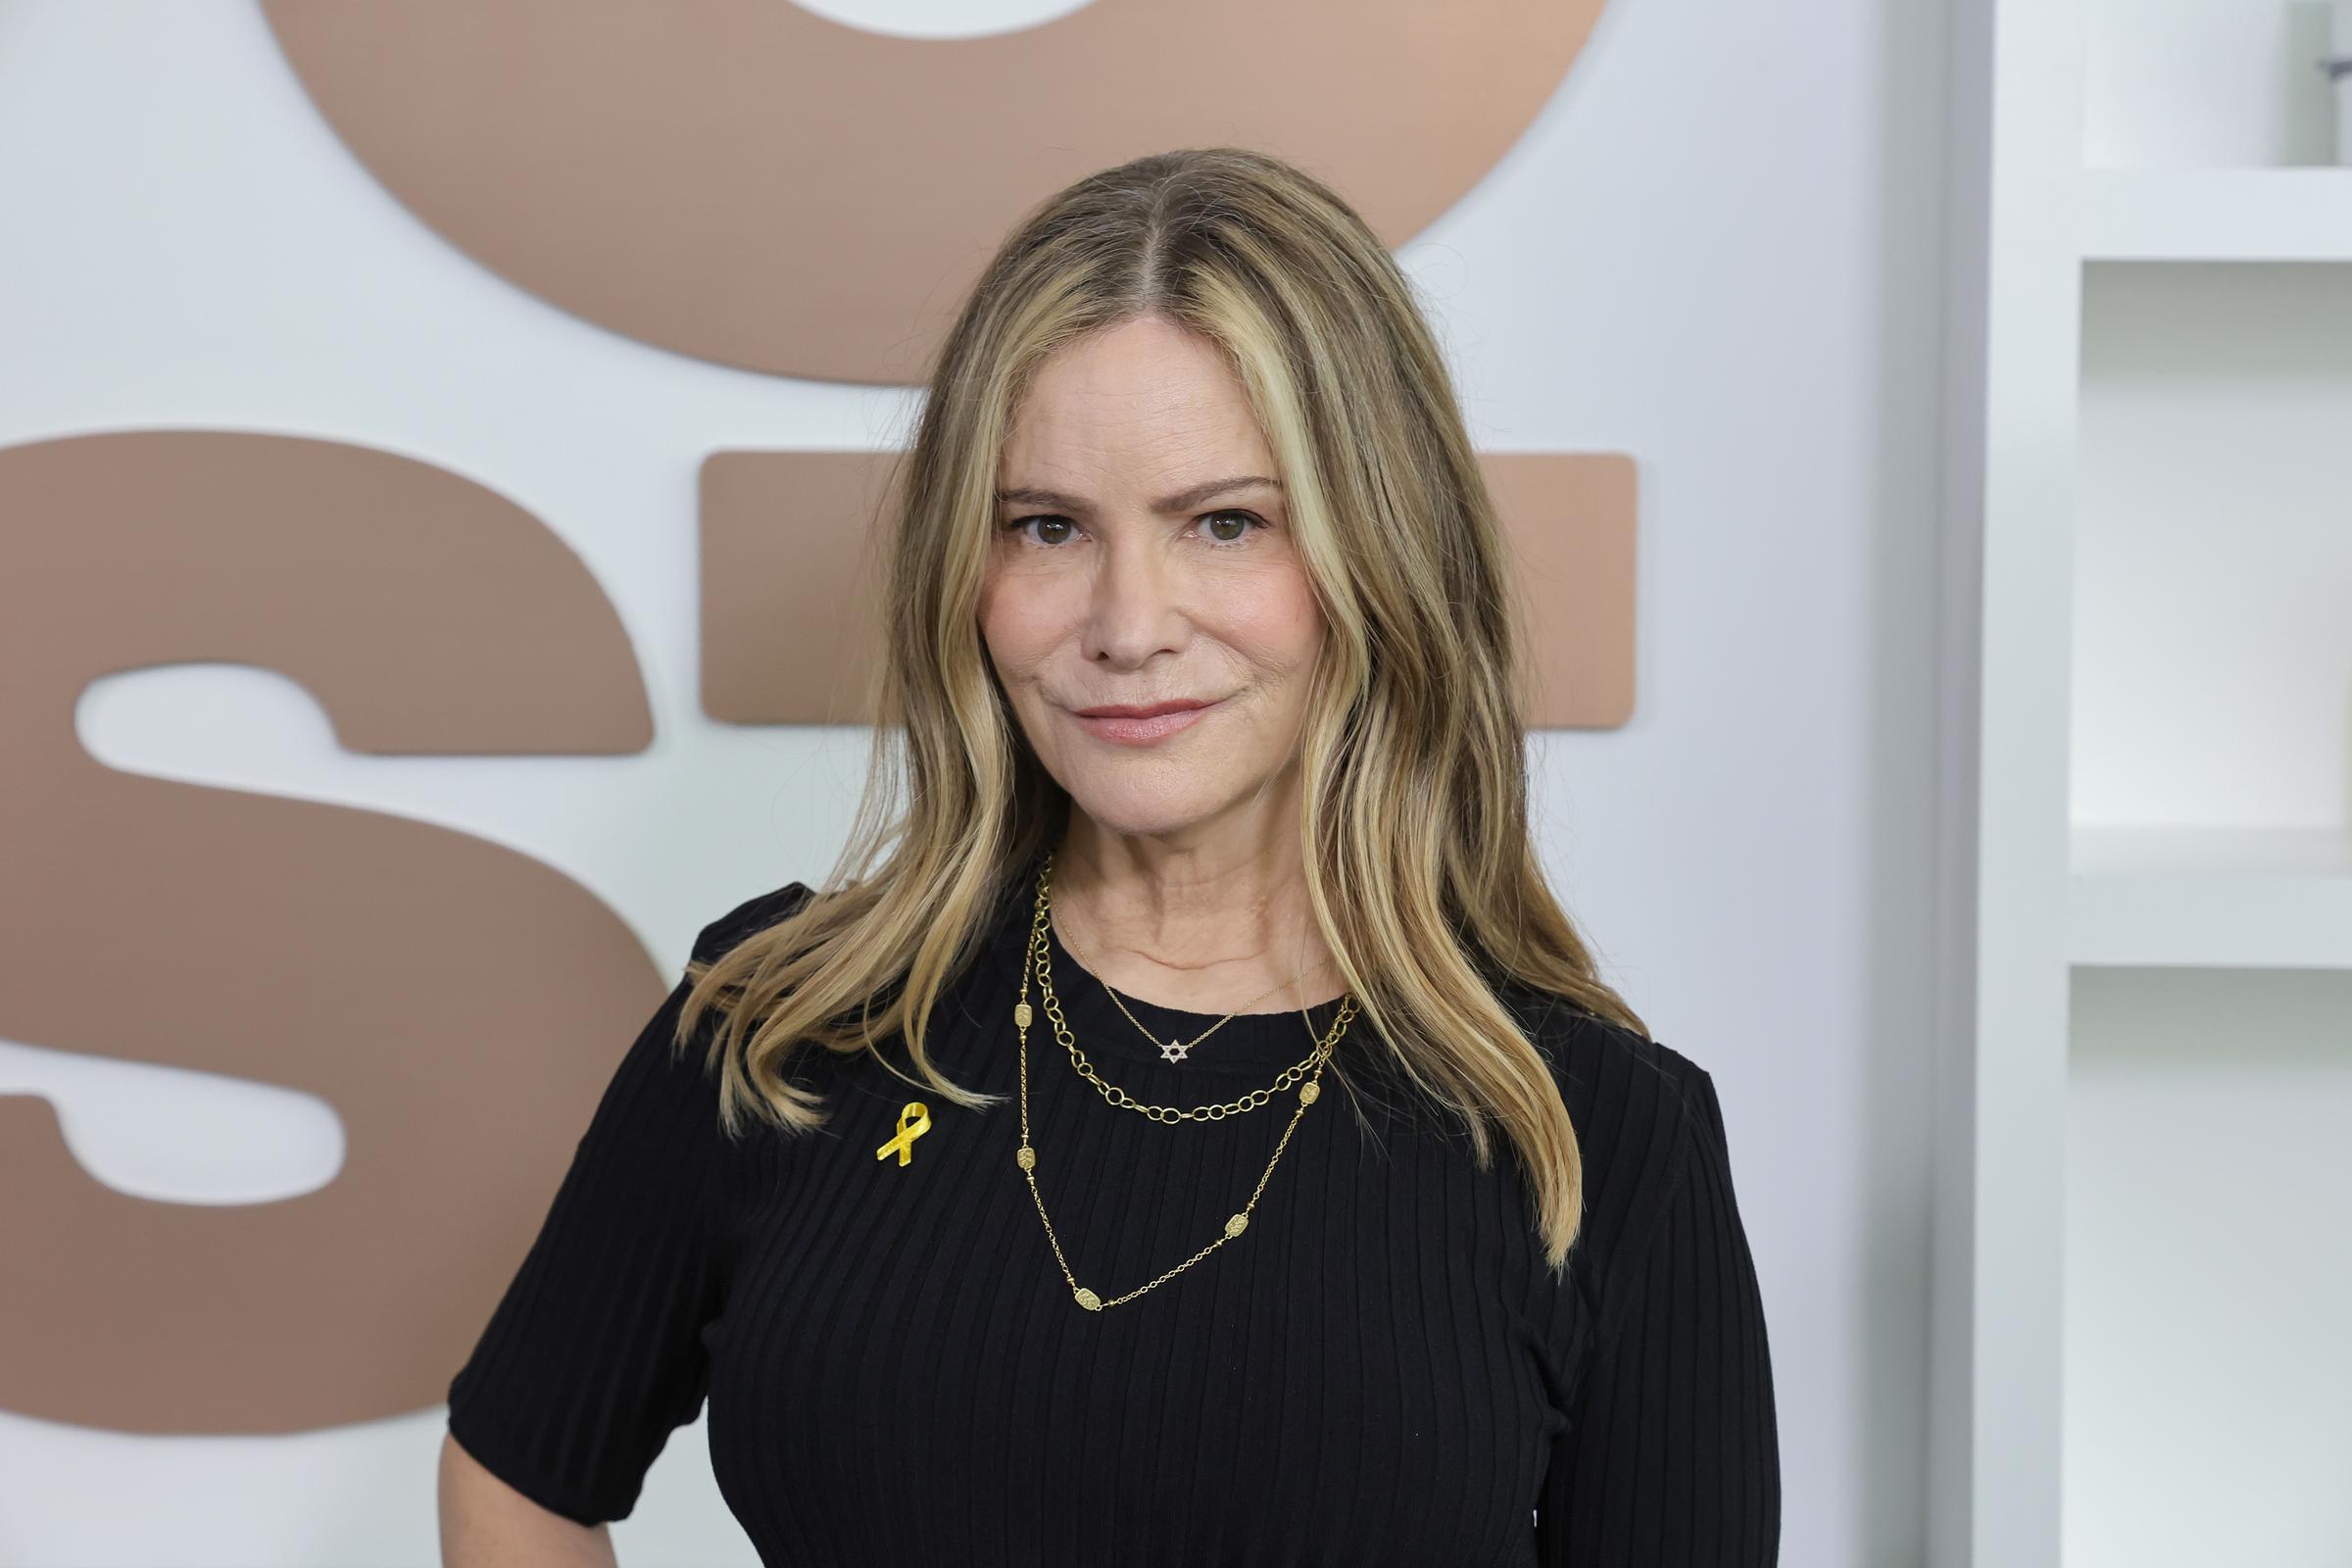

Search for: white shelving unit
xmin=2083 ymin=169 xmax=2352 ymax=259
xmin=1936 ymin=3 xmax=2352 ymax=1565
xmin=2071 ymin=826 xmax=2352 ymax=969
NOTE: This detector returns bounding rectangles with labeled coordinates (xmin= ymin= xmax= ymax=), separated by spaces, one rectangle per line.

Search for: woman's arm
xmin=1536 ymin=1063 xmax=1782 ymax=1563
xmin=439 ymin=1429 xmax=619 ymax=1568
xmin=436 ymin=885 xmax=812 ymax=1546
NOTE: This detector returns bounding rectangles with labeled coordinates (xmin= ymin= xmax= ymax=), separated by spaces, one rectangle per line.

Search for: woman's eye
xmin=1199 ymin=509 xmax=1266 ymax=545
xmin=1006 ymin=514 xmax=1078 ymax=546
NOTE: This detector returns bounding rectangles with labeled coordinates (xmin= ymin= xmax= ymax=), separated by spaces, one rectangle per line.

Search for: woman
xmin=440 ymin=147 xmax=1779 ymax=1565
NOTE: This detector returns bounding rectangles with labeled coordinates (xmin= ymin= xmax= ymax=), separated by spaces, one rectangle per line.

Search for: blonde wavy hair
xmin=676 ymin=146 xmax=1647 ymax=1272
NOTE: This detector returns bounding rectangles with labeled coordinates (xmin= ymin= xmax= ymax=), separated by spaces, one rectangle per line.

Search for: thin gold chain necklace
xmin=1051 ymin=880 xmax=1327 ymax=1063
xmin=1011 ymin=851 xmax=1358 ymax=1311
xmin=1087 ymin=944 xmax=1294 ymax=1062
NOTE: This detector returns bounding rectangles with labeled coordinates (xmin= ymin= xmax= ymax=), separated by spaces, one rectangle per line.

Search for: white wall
xmin=0 ymin=0 xmax=1959 ymax=1561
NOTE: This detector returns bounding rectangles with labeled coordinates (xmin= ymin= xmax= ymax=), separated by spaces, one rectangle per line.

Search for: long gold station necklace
xmin=1011 ymin=850 xmax=1358 ymax=1311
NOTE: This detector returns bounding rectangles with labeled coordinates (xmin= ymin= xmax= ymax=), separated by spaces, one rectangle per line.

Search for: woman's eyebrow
xmin=993 ymin=475 xmax=1283 ymax=514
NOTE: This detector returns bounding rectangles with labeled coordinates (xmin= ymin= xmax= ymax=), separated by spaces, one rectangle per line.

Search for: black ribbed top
xmin=445 ymin=861 xmax=1780 ymax=1564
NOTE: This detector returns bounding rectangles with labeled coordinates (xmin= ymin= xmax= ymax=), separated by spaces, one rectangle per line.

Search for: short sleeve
xmin=443 ymin=884 xmax=810 ymax=1524
xmin=1536 ymin=1065 xmax=1782 ymax=1563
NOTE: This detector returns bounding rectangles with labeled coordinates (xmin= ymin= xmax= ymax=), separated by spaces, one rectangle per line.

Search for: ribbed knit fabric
xmin=445 ymin=858 xmax=1780 ymax=1564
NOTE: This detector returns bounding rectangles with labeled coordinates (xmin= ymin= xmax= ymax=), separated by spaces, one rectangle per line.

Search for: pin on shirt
xmin=875 ymin=1101 xmax=930 ymax=1165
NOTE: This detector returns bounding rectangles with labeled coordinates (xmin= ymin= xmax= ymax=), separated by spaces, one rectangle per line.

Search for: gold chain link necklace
xmin=1047 ymin=956 xmax=1335 ymax=1124
xmin=1010 ymin=850 xmax=1358 ymax=1311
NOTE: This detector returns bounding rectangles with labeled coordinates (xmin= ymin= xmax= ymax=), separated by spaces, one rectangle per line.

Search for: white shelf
xmin=2082 ymin=169 xmax=2352 ymax=261
xmin=2070 ymin=826 xmax=2352 ymax=968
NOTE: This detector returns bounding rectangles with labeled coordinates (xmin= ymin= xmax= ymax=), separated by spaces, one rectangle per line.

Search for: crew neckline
xmin=989 ymin=855 xmax=1356 ymax=1077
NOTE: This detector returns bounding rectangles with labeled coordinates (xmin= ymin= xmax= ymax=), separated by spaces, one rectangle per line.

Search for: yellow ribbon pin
xmin=875 ymin=1101 xmax=931 ymax=1166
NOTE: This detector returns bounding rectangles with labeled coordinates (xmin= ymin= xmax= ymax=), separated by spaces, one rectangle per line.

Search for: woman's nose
xmin=1081 ymin=532 xmax=1185 ymax=666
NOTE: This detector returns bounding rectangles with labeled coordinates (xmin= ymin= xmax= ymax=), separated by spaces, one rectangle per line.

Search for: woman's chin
xmin=1058 ymin=783 xmax=1243 ymax=843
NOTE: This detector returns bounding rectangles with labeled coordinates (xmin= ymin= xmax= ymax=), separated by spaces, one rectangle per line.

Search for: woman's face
xmin=978 ymin=315 xmax=1325 ymax=850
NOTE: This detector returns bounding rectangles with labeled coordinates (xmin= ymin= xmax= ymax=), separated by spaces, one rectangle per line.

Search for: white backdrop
xmin=0 ymin=1 xmax=1957 ymax=1562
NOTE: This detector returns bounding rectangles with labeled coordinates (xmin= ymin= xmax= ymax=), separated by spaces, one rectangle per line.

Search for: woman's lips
xmin=1069 ymin=699 xmax=1224 ymax=744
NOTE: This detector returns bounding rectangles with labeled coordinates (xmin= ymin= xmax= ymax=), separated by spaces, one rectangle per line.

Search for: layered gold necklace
xmin=1010 ymin=850 xmax=1357 ymax=1311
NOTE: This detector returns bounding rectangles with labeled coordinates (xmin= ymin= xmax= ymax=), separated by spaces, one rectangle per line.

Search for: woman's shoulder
xmin=1492 ymin=979 xmax=1715 ymax=1158
xmin=1494 ymin=982 xmax=1743 ymax=1324
xmin=689 ymin=879 xmax=820 ymax=965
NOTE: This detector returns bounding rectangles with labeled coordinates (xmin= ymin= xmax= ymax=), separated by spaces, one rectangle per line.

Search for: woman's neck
xmin=1044 ymin=823 xmax=1344 ymax=1015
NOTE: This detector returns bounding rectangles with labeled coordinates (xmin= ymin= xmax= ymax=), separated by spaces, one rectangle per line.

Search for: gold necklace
xmin=1039 ymin=925 xmax=1335 ymax=1121
xmin=1092 ymin=952 xmax=1292 ymax=1062
xmin=1011 ymin=851 xmax=1357 ymax=1311
xmin=1053 ymin=886 xmax=1323 ymax=1063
